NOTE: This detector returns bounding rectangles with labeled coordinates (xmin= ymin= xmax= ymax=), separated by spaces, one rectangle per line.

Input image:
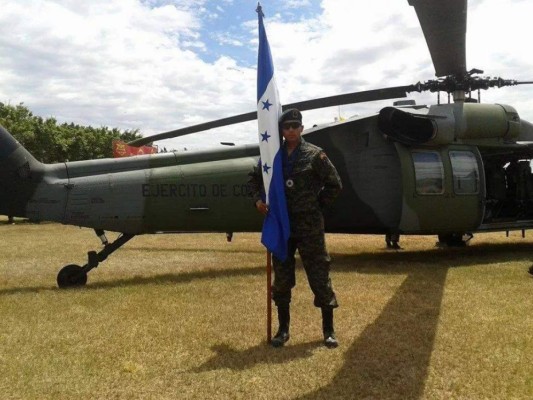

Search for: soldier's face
xmin=282 ymin=122 xmax=303 ymax=145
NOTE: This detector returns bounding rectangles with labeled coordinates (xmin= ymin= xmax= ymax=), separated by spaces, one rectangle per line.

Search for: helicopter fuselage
xmin=2 ymin=103 xmax=533 ymax=238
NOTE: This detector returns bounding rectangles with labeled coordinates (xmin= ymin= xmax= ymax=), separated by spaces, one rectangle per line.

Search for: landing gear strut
xmin=57 ymin=231 xmax=135 ymax=288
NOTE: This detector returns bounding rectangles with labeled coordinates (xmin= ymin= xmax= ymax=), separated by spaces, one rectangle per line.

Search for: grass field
xmin=1 ymin=218 xmax=533 ymax=399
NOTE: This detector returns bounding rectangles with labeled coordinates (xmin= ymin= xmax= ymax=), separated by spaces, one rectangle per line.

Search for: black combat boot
xmin=322 ymin=307 xmax=338 ymax=348
xmin=271 ymin=305 xmax=290 ymax=348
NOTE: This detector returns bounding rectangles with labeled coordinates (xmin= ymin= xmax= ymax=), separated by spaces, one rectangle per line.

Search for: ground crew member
xmin=385 ymin=233 xmax=401 ymax=249
xmin=248 ymin=108 xmax=343 ymax=348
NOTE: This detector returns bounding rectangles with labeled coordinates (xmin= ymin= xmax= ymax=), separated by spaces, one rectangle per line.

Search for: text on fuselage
xmin=141 ymin=183 xmax=248 ymax=198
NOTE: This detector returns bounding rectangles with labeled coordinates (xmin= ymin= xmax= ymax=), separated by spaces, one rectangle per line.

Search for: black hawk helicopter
xmin=1 ymin=0 xmax=533 ymax=287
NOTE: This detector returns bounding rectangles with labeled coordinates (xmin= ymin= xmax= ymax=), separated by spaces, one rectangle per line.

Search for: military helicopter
xmin=1 ymin=0 xmax=533 ymax=288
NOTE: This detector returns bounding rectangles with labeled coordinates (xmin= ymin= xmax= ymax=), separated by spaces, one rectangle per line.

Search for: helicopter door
xmin=396 ymin=144 xmax=484 ymax=233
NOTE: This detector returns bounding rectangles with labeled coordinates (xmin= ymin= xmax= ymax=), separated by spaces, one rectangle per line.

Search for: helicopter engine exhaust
xmin=377 ymin=107 xmax=435 ymax=145
xmin=378 ymin=103 xmax=522 ymax=145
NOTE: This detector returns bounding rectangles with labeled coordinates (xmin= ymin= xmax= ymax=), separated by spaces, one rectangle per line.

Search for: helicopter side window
xmin=450 ymin=151 xmax=479 ymax=194
xmin=412 ymin=151 xmax=444 ymax=195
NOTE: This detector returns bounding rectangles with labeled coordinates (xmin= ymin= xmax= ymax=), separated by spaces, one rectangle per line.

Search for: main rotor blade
xmin=128 ymin=86 xmax=411 ymax=146
xmin=408 ymin=0 xmax=467 ymax=77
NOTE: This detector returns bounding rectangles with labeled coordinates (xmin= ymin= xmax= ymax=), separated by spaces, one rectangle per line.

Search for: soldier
xmin=248 ymin=108 xmax=343 ymax=348
xmin=385 ymin=233 xmax=401 ymax=250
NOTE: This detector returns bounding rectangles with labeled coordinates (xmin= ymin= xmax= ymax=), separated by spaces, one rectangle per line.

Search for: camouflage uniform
xmin=248 ymin=138 xmax=342 ymax=309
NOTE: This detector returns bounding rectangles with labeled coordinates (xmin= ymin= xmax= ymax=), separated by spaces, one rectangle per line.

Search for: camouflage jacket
xmin=248 ymin=138 xmax=342 ymax=237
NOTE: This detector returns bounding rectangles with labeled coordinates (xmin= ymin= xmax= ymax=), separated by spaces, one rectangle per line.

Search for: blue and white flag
xmin=256 ymin=3 xmax=290 ymax=262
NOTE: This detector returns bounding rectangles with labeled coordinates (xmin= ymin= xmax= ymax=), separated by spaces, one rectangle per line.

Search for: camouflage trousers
xmin=272 ymin=234 xmax=338 ymax=309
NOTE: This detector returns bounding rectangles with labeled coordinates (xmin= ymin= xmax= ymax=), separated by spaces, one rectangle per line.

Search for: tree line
xmin=0 ymin=102 xmax=143 ymax=163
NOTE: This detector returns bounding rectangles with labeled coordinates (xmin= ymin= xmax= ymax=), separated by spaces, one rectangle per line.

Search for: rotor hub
xmin=409 ymin=69 xmax=527 ymax=95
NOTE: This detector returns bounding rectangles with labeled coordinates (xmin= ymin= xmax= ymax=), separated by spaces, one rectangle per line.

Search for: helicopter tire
xmin=57 ymin=264 xmax=88 ymax=288
xmin=528 ymin=265 xmax=533 ymax=276
xmin=437 ymin=233 xmax=467 ymax=247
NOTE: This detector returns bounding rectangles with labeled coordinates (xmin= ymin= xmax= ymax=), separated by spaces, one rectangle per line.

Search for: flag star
xmin=262 ymin=99 xmax=272 ymax=110
xmin=262 ymin=163 xmax=271 ymax=174
xmin=261 ymin=131 xmax=271 ymax=142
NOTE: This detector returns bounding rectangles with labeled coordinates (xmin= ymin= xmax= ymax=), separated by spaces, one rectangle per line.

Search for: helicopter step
xmin=57 ymin=232 xmax=135 ymax=288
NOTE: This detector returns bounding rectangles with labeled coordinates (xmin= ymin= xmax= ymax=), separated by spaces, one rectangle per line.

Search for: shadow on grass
xmin=191 ymin=265 xmax=448 ymax=400
xmin=120 ymin=246 xmax=264 ymax=254
xmin=2 ymin=241 xmax=531 ymax=296
xmin=299 ymin=241 xmax=533 ymax=398
xmin=332 ymin=241 xmax=533 ymax=273
xmin=298 ymin=267 xmax=448 ymax=399
xmin=292 ymin=243 xmax=532 ymax=398
xmin=0 ymin=266 xmax=265 ymax=296
xmin=194 ymin=341 xmax=324 ymax=372
xmin=187 ymin=241 xmax=533 ymax=399
xmin=3 ymin=241 xmax=531 ymax=397
xmin=185 ymin=264 xmax=448 ymax=399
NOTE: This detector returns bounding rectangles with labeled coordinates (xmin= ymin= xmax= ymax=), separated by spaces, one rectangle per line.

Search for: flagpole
xmin=257 ymin=1 xmax=288 ymax=345
xmin=266 ymin=250 xmax=272 ymax=343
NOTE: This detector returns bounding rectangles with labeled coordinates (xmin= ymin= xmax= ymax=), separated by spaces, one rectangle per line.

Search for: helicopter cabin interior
xmin=405 ymin=146 xmax=533 ymax=228
xmin=482 ymin=150 xmax=533 ymax=224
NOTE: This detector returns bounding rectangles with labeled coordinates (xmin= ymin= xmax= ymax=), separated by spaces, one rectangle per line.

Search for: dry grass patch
xmin=1 ymin=218 xmax=532 ymax=399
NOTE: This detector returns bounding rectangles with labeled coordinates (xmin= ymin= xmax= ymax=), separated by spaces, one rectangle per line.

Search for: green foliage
xmin=0 ymin=102 xmax=143 ymax=162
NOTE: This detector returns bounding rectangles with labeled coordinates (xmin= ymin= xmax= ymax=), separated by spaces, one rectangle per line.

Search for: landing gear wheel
xmin=529 ymin=265 xmax=533 ymax=276
xmin=437 ymin=233 xmax=469 ymax=247
xmin=57 ymin=264 xmax=88 ymax=288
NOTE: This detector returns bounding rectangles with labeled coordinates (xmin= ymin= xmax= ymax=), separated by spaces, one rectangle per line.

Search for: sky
xmin=0 ymin=0 xmax=532 ymax=151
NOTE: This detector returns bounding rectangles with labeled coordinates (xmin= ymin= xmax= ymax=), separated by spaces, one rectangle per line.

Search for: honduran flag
xmin=256 ymin=3 xmax=290 ymax=262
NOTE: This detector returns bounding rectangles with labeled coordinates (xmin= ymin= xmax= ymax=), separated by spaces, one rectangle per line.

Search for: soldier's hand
xmin=255 ymin=200 xmax=269 ymax=215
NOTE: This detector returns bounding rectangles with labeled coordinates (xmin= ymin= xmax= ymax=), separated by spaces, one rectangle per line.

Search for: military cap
xmin=279 ymin=108 xmax=302 ymax=124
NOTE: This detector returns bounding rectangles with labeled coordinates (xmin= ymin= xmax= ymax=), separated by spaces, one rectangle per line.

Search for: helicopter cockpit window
xmin=450 ymin=151 xmax=479 ymax=194
xmin=412 ymin=151 xmax=444 ymax=195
